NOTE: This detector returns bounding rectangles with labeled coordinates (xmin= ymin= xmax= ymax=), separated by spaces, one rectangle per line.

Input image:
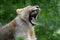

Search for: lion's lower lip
xmin=31 ymin=17 xmax=36 ymax=25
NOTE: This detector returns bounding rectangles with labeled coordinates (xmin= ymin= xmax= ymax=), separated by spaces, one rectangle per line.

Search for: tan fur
xmin=14 ymin=6 xmax=38 ymax=40
xmin=7 ymin=20 xmax=16 ymax=32
xmin=0 ymin=6 xmax=39 ymax=40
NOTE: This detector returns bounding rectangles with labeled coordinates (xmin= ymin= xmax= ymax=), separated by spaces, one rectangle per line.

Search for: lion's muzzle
xmin=29 ymin=6 xmax=40 ymax=26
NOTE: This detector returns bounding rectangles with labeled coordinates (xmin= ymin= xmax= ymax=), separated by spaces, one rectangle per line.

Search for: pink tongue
xmin=31 ymin=17 xmax=36 ymax=24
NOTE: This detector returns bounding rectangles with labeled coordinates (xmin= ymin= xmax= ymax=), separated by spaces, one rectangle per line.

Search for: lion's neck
xmin=14 ymin=16 xmax=32 ymax=37
xmin=3 ymin=16 xmax=32 ymax=32
xmin=16 ymin=16 xmax=29 ymax=25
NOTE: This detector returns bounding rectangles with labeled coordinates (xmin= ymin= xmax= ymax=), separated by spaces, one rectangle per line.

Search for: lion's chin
xmin=31 ymin=17 xmax=36 ymax=25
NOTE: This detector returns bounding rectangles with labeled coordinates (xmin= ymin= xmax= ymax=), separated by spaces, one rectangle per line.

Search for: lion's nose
xmin=36 ymin=6 xmax=40 ymax=11
xmin=36 ymin=6 xmax=39 ymax=8
xmin=33 ymin=5 xmax=40 ymax=11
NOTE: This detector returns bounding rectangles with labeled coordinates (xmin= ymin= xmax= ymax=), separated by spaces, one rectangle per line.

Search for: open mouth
xmin=29 ymin=9 xmax=39 ymax=26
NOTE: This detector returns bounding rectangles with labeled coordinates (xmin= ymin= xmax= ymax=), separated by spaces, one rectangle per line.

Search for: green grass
xmin=15 ymin=37 xmax=25 ymax=40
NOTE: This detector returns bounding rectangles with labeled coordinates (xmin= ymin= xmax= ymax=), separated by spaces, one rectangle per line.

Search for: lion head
xmin=16 ymin=5 xmax=40 ymax=26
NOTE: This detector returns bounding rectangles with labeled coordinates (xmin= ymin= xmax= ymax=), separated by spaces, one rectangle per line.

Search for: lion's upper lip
xmin=32 ymin=8 xmax=40 ymax=12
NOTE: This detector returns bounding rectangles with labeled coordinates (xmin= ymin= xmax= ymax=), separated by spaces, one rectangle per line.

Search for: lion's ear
xmin=16 ymin=9 xmax=23 ymax=14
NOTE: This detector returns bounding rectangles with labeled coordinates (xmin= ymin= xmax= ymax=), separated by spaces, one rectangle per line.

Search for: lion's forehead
xmin=26 ymin=6 xmax=38 ymax=8
xmin=16 ymin=5 xmax=40 ymax=14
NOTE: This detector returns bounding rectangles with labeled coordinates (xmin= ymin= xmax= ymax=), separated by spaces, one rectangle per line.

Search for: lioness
xmin=0 ymin=5 xmax=40 ymax=40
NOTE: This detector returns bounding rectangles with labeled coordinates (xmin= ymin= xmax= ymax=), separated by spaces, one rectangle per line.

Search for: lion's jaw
xmin=18 ymin=6 xmax=40 ymax=26
xmin=29 ymin=6 xmax=40 ymax=26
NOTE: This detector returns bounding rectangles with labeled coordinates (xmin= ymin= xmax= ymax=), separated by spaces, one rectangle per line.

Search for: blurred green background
xmin=0 ymin=0 xmax=60 ymax=40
